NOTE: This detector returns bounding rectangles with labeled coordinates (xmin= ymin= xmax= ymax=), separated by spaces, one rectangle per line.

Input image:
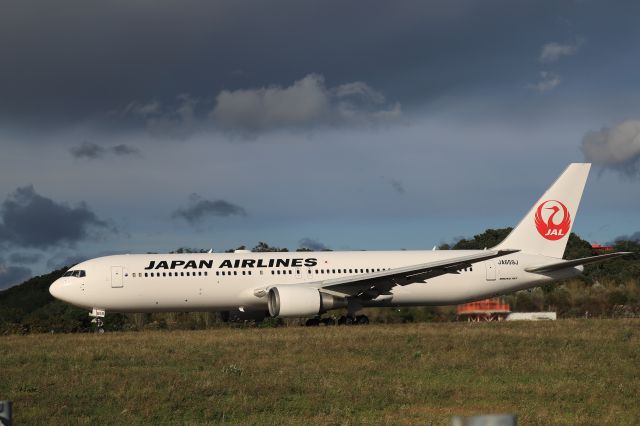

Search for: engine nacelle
xmin=267 ymin=286 xmax=346 ymax=317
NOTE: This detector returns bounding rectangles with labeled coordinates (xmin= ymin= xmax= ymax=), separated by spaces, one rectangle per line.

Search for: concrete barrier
xmin=452 ymin=414 xmax=517 ymax=426
xmin=0 ymin=400 xmax=12 ymax=426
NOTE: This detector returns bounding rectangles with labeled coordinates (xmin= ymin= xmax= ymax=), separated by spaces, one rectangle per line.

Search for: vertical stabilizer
xmin=494 ymin=163 xmax=591 ymax=258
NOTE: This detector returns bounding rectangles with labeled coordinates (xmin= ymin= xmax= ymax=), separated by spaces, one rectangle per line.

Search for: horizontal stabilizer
xmin=525 ymin=252 xmax=630 ymax=273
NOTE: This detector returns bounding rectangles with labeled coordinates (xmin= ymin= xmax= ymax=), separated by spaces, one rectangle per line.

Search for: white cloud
xmin=526 ymin=71 xmax=561 ymax=92
xmin=539 ymin=41 xmax=580 ymax=63
xmin=582 ymin=120 xmax=640 ymax=175
xmin=210 ymin=74 xmax=401 ymax=133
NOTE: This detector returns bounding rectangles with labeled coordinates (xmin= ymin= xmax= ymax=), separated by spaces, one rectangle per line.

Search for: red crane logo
xmin=535 ymin=200 xmax=571 ymax=240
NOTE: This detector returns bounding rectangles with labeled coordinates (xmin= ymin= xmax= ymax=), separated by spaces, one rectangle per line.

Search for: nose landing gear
xmin=89 ymin=308 xmax=106 ymax=333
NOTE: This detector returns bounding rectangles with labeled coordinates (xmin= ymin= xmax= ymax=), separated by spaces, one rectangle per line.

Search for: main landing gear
xmin=337 ymin=314 xmax=369 ymax=325
xmin=304 ymin=314 xmax=370 ymax=326
xmin=305 ymin=317 xmax=336 ymax=326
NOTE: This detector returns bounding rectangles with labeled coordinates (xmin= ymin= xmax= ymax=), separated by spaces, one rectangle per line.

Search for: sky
xmin=2 ymin=0 xmax=640 ymax=289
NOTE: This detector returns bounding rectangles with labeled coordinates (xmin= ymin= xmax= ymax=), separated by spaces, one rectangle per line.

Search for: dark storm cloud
xmin=46 ymin=253 xmax=89 ymax=270
xmin=9 ymin=252 xmax=43 ymax=265
xmin=582 ymin=120 xmax=640 ymax=177
xmin=390 ymin=179 xmax=406 ymax=194
xmin=70 ymin=142 xmax=105 ymax=159
xmin=613 ymin=232 xmax=640 ymax=243
xmin=172 ymin=194 xmax=246 ymax=224
xmin=5 ymin=0 xmax=639 ymax=131
xmin=0 ymin=258 xmax=32 ymax=290
xmin=0 ymin=185 xmax=111 ymax=248
xmin=121 ymin=94 xmax=201 ymax=139
xmin=298 ymin=238 xmax=329 ymax=251
xmin=70 ymin=142 xmax=140 ymax=159
xmin=112 ymin=144 xmax=140 ymax=156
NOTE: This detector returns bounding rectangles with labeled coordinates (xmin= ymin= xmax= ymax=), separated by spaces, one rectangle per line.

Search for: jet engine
xmin=267 ymin=286 xmax=346 ymax=317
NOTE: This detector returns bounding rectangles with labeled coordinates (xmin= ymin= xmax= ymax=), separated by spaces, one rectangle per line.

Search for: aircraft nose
xmin=49 ymin=279 xmax=66 ymax=300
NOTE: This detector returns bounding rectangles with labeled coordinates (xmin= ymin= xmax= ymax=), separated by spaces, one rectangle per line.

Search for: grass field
xmin=1 ymin=319 xmax=639 ymax=425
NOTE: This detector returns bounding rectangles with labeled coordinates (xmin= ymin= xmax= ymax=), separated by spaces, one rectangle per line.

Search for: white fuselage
xmin=49 ymin=250 xmax=580 ymax=314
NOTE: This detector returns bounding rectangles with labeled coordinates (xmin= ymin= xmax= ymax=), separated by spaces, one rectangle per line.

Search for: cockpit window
xmin=63 ymin=270 xmax=86 ymax=277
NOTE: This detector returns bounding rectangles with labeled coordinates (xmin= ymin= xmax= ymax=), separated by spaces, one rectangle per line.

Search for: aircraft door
xmin=111 ymin=266 xmax=124 ymax=288
xmin=485 ymin=261 xmax=496 ymax=281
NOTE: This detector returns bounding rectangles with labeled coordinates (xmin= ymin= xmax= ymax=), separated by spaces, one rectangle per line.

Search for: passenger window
xmin=234 ymin=271 xmax=237 ymax=276
xmin=144 ymin=273 xmax=148 ymax=277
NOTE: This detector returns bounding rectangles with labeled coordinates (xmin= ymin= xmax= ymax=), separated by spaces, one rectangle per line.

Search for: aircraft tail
xmin=494 ymin=163 xmax=591 ymax=259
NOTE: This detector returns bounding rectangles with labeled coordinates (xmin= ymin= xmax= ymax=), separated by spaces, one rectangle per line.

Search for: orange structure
xmin=457 ymin=298 xmax=511 ymax=322
xmin=591 ymin=243 xmax=614 ymax=252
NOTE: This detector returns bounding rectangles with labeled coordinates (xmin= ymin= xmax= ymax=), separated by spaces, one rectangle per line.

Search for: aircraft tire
xmin=321 ymin=318 xmax=336 ymax=326
xmin=356 ymin=315 xmax=369 ymax=325
xmin=305 ymin=318 xmax=320 ymax=327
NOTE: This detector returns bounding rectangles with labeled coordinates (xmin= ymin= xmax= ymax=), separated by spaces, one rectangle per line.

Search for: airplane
xmin=49 ymin=163 xmax=628 ymax=328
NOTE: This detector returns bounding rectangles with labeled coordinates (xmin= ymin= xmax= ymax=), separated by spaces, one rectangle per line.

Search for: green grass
xmin=1 ymin=319 xmax=639 ymax=425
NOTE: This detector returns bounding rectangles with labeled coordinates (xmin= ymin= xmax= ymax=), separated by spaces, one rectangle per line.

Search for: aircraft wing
xmin=306 ymin=249 xmax=519 ymax=299
xmin=524 ymin=252 xmax=631 ymax=273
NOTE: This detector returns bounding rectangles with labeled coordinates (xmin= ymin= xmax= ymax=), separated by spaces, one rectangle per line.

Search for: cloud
xmin=582 ymin=120 xmax=640 ymax=176
xmin=112 ymin=144 xmax=140 ymax=156
xmin=526 ymin=71 xmax=560 ymax=92
xmin=70 ymin=141 xmax=105 ymax=159
xmin=0 ymin=185 xmax=111 ymax=249
xmin=9 ymin=252 xmax=42 ymax=265
xmin=46 ymin=253 xmax=90 ymax=270
xmin=121 ymin=94 xmax=200 ymax=140
xmin=390 ymin=179 xmax=406 ymax=194
xmin=298 ymin=237 xmax=329 ymax=251
xmin=172 ymin=194 xmax=246 ymax=224
xmin=70 ymin=142 xmax=139 ymax=159
xmin=123 ymin=100 xmax=162 ymax=116
xmin=210 ymin=74 xmax=401 ymax=133
xmin=0 ymin=258 xmax=31 ymax=290
xmin=539 ymin=41 xmax=580 ymax=63
xmin=612 ymin=231 xmax=640 ymax=243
